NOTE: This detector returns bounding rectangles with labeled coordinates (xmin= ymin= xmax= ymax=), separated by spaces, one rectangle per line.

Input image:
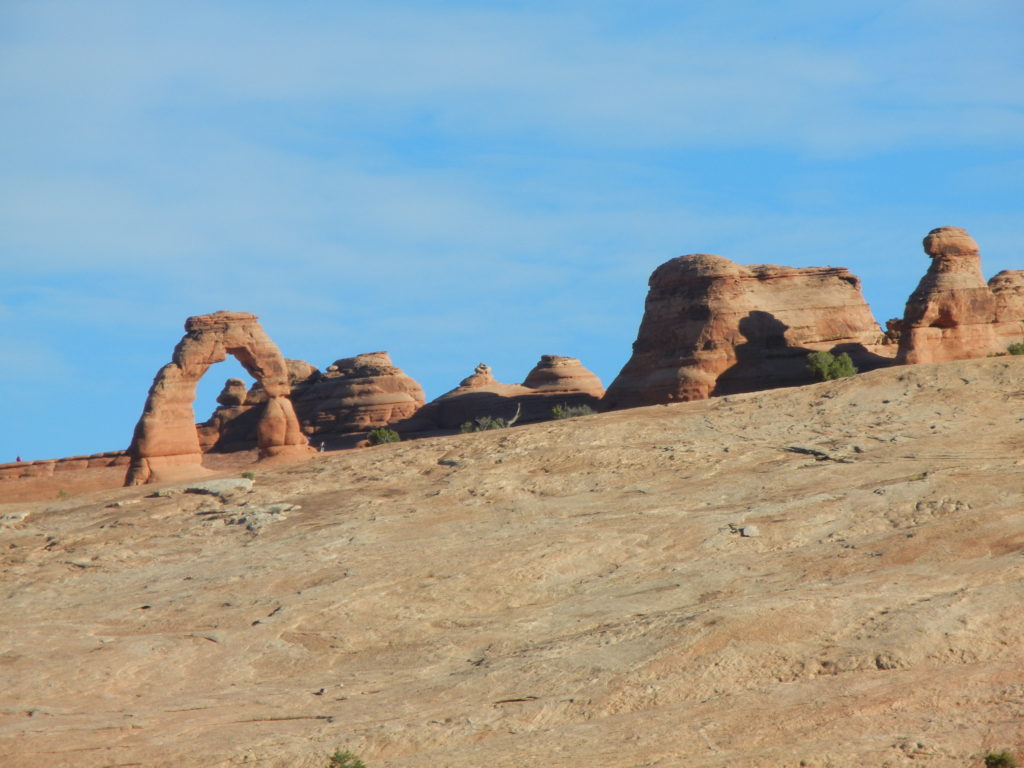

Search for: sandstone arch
xmin=125 ymin=311 xmax=312 ymax=485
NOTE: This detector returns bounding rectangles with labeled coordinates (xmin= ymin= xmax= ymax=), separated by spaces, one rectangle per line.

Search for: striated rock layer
xmin=290 ymin=351 xmax=426 ymax=438
xmin=990 ymin=269 xmax=1024 ymax=347
xmin=897 ymin=227 xmax=1024 ymax=364
xmin=603 ymin=254 xmax=891 ymax=409
xmin=416 ymin=357 xmax=604 ymax=429
xmin=897 ymin=227 xmax=999 ymax=364
xmin=125 ymin=311 xmax=312 ymax=485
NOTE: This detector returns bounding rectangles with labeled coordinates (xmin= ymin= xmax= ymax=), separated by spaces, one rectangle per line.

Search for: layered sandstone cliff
xmin=603 ymin=254 xmax=890 ymax=410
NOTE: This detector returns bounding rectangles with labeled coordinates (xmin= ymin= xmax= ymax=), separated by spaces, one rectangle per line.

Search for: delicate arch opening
xmin=124 ymin=311 xmax=311 ymax=486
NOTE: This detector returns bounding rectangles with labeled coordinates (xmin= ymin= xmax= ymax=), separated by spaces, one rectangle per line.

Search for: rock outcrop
xmin=125 ymin=311 xmax=312 ymax=485
xmin=522 ymin=354 xmax=605 ymax=398
xmin=199 ymin=361 xmax=322 ymax=453
xmin=197 ymin=379 xmax=259 ymax=453
xmin=896 ymin=227 xmax=1001 ymax=364
xmin=603 ymin=254 xmax=890 ymax=409
xmin=196 ymin=352 xmax=426 ymax=449
xmin=416 ymin=358 xmax=604 ymax=429
xmin=988 ymin=269 xmax=1024 ymax=348
xmin=289 ymin=351 xmax=426 ymax=438
xmin=0 ymin=451 xmax=128 ymax=482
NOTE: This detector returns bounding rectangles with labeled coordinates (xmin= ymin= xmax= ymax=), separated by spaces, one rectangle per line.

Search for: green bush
xmin=367 ymin=428 xmax=400 ymax=445
xmin=326 ymin=750 xmax=366 ymax=768
xmin=806 ymin=351 xmax=857 ymax=382
xmin=461 ymin=404 xmax=522 ymax=433
xmin=1007 ymin=342 xmax=1024 ymax=356
xmin=984 ymin=751 xmax=1017 ymax=768
xmin=551 ymin=403 xmax=597 ymax=419
xmin=240 ymin=471 xmax=255 ymax=480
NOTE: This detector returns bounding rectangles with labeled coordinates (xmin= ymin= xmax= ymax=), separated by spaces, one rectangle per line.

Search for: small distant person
xmin=15 ymin=456 xmax=22 ymax=462
xmin=319 ymin=442 xmax=325 ymax=453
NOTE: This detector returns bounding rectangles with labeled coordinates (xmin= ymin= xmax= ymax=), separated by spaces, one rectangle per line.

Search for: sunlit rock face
xmin=125 ymin=311 xmax=311 ymax=485
xmin=289 ymin=351 xmax=427 ymax=437
xmin=897 ymin=227 xmax=1008 ymax=364
xmin=603 ymin=254 xmax=889 ymax=410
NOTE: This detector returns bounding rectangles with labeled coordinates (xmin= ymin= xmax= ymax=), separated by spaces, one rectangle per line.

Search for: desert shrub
xmin=551 ymin=403 xmax=597 ymax=419
xmin=984 ymin=751 xmax=1017 ymax=768
xmin=460 ymin=404 xmax=522 ymax=432
xmin=240 ymin=471 xmax=255 ymax=480
xmin=806 ymin=351 xmax=857 ymax=382
xmin=1008 ymin=342 xmax=1024 ymax=356
xmin=367 ymin=428 xmax=400 ymax=445
xmin=326 ymin=750 xmax=366 ymax=768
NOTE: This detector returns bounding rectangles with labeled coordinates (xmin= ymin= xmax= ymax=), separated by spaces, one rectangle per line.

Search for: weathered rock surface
xmin=989 ymin=269 xmax=1024 ymax=348
xmin=196 ymin=353 xmax=426 ymax=449
xmin=897 ymin=227 xmax=1002 ymax=364
xmin=217 ymin=378 xmax=248 ymax=407
xmin=0 ymin=451 xmax=128 ymax=483
xmin=417 ymin=358 xmax=604 ymax=429
xmin=3 ymin=357 xmax=1024 ymax=767
xmin=603 ymin=254 xmax=891 ymax=409
xmin=125 ymin=311 xmax=312 ymax=486
xmin=196 ymin=379 xmax=261 ymax=453
xmin=522 ymin=354 xmax=605 ymax=398
xmin=290 ymin=351 xmax=426 ymax=438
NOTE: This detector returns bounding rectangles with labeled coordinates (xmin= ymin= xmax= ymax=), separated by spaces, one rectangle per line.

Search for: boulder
xmin=896 ymin=227 xmax=1002 ymax=364
xmin=603 ymin=254 xmax=890 ymax=410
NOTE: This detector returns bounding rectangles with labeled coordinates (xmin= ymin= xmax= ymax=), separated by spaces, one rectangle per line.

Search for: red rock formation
xmin=522 ymin=355 xmax=605 ymax=398
xmin=289 ymin=351 xmax=426 ymax=438
xmin=989 ymin=270 xmax=1024 ymax=348
xmin=897 ymin=227 xmax=1002 ymax=364
xmin=0 ymin=451 xmax=128 ymax=482
xmin=199 ymin=361 xmax=322 ymax=453
xmin=603 ymin=254 xmax=890 ymax=410
xmin=125 ymin=312 xmax=312 ymax=485
xmin=217 ymin=378 xmax=248 ymax=407
xmin=197 ymin=379 xmax=256 ymax=452
xmin=417 ymin=358 xmax=604 ymax=429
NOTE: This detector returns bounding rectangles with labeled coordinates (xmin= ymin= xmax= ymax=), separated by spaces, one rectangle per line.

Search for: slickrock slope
xmin=603 ymin=254 xmax=891 ymax=410
xmin=0 ymin=452 xmax=129 ymax=502
xmin=2 ymin=357 xmax=1023 ymax=768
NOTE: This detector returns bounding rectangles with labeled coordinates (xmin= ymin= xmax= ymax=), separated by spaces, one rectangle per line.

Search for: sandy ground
xmin=1 ymin=357 xmax=1023 ymax=768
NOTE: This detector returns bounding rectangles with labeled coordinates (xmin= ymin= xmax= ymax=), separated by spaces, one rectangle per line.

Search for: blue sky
xmin=2 ymin=0 xmax=1022 ymax=462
